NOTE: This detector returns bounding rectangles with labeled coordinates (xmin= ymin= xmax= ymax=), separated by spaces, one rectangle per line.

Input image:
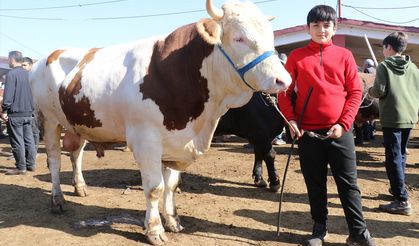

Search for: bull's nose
xmin=275 ymin=78 xmax=289 ymax=90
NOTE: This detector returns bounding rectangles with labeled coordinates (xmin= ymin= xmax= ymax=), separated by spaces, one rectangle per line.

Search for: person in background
xmin=278 ymin=52 xmax=288 ymax=65
xmin=362 ymin=58 xmax=376 ymax=74
xmin=368 ymin=31 xmax=419 ymax=216
xmin=1 ymin=51 xmax=36 ymax=175
xmin=22 ymin=56 xmax=40 ymax=156
xmin=277 ymin=5 xmax=375 ymax=246
xmin=0 ymin=75 xmax=8 ymax=138
xmin=22 ymin=57 xmax=33 ymax=71
xmin=272 ymin=53 xmax=288 ymax=145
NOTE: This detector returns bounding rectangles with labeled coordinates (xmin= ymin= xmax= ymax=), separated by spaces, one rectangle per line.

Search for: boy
xmin=368 ymin=31 xmax=419 ymax=215
xmin=277 ymin=5 xmax=375 ymax=246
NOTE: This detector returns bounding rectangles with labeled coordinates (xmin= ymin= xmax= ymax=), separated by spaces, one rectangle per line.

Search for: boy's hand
xmin=289 ymin=120 xmax=303 ymax=140
xmin=327 ymin=124 xmax=344 ymax=139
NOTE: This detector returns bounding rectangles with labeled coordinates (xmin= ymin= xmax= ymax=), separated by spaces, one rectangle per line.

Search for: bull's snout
xmin=265 ymin=77 xmax=290 ymax=94
xmin=275 ymin=77 xmax=290 ymax=91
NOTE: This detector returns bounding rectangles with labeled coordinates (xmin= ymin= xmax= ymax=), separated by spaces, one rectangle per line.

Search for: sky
xmin=0 ymin=0 xmax=418 ymax=60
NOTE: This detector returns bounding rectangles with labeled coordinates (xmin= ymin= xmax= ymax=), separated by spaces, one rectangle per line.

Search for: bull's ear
xmin=267 ymin=16 xmax=276 ymax=21
xmin=196 ymin=18 xmax=221 ymax=44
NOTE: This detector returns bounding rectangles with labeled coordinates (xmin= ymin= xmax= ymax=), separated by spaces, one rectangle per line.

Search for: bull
xmin=215 ymin=92 xmax=284 ymax=192
xmin=354 ymin=73 xmax=379 ymax=144
xmin=29 ymin=0 xmax=291 ymax=244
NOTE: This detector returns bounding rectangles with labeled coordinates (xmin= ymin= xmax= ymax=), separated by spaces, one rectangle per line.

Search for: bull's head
xmin=196 ymin=0 xmax=291 ymax=94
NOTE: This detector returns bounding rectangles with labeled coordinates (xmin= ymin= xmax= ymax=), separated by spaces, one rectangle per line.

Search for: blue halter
xmin=217 ymin=45 xmax=276 ymax=91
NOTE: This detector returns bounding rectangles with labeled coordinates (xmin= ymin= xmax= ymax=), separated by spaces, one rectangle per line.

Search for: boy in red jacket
xmin=277 ymin=5 xmax=375 ymax=246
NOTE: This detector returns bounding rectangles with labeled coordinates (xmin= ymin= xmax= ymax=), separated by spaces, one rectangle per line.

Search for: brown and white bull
xmin=355 ymin=72 xmax=379 ymax=126
xmin=29 ymin=0 xmax=291 ymax=244
xmin=353 ymin=72 xmax=379 ymax=144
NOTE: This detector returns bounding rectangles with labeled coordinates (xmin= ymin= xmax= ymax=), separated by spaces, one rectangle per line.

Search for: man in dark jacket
xmin=1 ymin=51 xmax=36 ymax=175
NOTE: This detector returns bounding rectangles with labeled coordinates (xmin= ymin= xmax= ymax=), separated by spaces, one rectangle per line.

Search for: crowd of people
xmin=1 ymin=4 xmax=418 ymax=246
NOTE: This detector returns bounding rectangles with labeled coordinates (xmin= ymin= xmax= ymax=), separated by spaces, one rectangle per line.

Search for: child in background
xmin=368 ymin=31 xmax=419 ymax=216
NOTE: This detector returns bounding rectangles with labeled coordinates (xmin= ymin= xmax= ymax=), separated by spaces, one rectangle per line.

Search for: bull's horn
xmin=206 ymin=0 xmax=224 ymax=20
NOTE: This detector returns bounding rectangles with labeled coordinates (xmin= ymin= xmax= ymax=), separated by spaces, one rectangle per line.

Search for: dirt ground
xmin=0 ymin=126 xmax=417 ymax=246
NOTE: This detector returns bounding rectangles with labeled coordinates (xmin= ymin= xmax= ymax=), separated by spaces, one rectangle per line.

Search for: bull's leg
xmin=264 ymin=147 xmax=280 ymax=192
xmin=127 ymin=127 xmax=167 ymax=245
xmin=162 ymin=165 xmax=184 ymax=232
xmin=44 ymin=120 xmax=65 ymax=213
xmin=354 ymin=123 xmax=364 ymax=145
xmin=252 ymin=151 xmax=267 ymax=188
xmin=70 ymin=140 xmax=87 ymax=196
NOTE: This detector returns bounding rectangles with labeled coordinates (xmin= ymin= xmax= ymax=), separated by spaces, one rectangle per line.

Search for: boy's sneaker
xmin=379 ymin=200 xmax=412 ymax=215
xmin=346 ymin=229 xmax=376 ymax=246
xmin=272 ymin=138 xmax=286 ymax=145
xmin=305 ymin=222 xmax=327 ymax=246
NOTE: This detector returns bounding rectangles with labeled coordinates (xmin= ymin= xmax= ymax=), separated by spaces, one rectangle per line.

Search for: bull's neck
xmin=191 ymin=47 xmax=254 ymax=151
xmin=192 ymin=86 xmax=253 ymax=152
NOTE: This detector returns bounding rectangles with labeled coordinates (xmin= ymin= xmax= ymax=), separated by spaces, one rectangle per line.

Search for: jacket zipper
xmin=320 ymin=44 xmax=323 ymax=66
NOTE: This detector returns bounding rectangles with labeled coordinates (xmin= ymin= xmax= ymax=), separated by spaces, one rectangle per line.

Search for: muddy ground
xmin=0 ymin=127 xmax=418 ymax=246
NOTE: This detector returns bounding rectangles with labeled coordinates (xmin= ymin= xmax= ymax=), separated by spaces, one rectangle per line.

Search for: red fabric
xmin=277 ymin=40 xmax=361 ymax=131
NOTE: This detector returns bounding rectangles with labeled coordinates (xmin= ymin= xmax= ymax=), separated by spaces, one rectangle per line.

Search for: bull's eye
xmin=234 ymin=37 xmax=244 ymax=43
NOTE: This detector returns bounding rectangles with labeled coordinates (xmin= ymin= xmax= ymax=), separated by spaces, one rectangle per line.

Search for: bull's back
xmin=30 ymin=49 xmax=87 ymax=129
xmin=30 ymin=39 xmax=159 ymax=141
xmin=357 ymin=72 xmax=379 ymax=122
xmin=217 ymin=93 xmax=284 ymax=142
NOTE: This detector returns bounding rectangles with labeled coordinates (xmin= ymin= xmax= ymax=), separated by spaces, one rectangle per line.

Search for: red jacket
xmin=277 ymin=40 xmax=361 ymax=131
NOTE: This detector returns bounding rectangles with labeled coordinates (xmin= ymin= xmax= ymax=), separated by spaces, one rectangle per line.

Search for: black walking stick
xmin=277 ymin=87 xmax=313 ymax=236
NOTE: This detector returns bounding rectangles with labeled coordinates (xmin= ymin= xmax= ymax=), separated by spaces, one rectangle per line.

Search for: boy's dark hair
xmin=382 ymin=32 xmax=408 ymax=53
xmin=307 ymin=5 xmax=337 ymax=26
xmin=8 ymin=50 xmax=23 ymax=63
xmin=23 ymin=57 xmax=33 ymax=65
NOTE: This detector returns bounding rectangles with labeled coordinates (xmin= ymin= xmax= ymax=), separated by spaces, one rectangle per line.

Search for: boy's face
xmin=308 ymin=21 xmax=336 ymax=44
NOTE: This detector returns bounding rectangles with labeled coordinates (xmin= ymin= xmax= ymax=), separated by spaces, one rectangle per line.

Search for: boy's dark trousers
xmin=6 ymin=116 xmax=36 ymax=170
xmin=298 ymin=130 xmax=367 ymax=236
xmin=382 ymin=127 xmax=411 ymax=202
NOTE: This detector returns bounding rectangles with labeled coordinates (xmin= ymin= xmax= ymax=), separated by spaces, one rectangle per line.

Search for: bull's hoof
xmin=146 ymin=231 xmax=169 ymax=245
xmin=164 ymin=215 xmax=184 ymax=233
xmin=74 ymin=185 xmax=88 ymax=197
xmin=51 ymin=194 xmax=65 ymax=214
xmin=165 ymin=222 xmax=184 ymax=233
xmin=254 ymin=177 xmax=267 ymax=188
xmin=269 ymin=178 xmax=281 ymax=193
